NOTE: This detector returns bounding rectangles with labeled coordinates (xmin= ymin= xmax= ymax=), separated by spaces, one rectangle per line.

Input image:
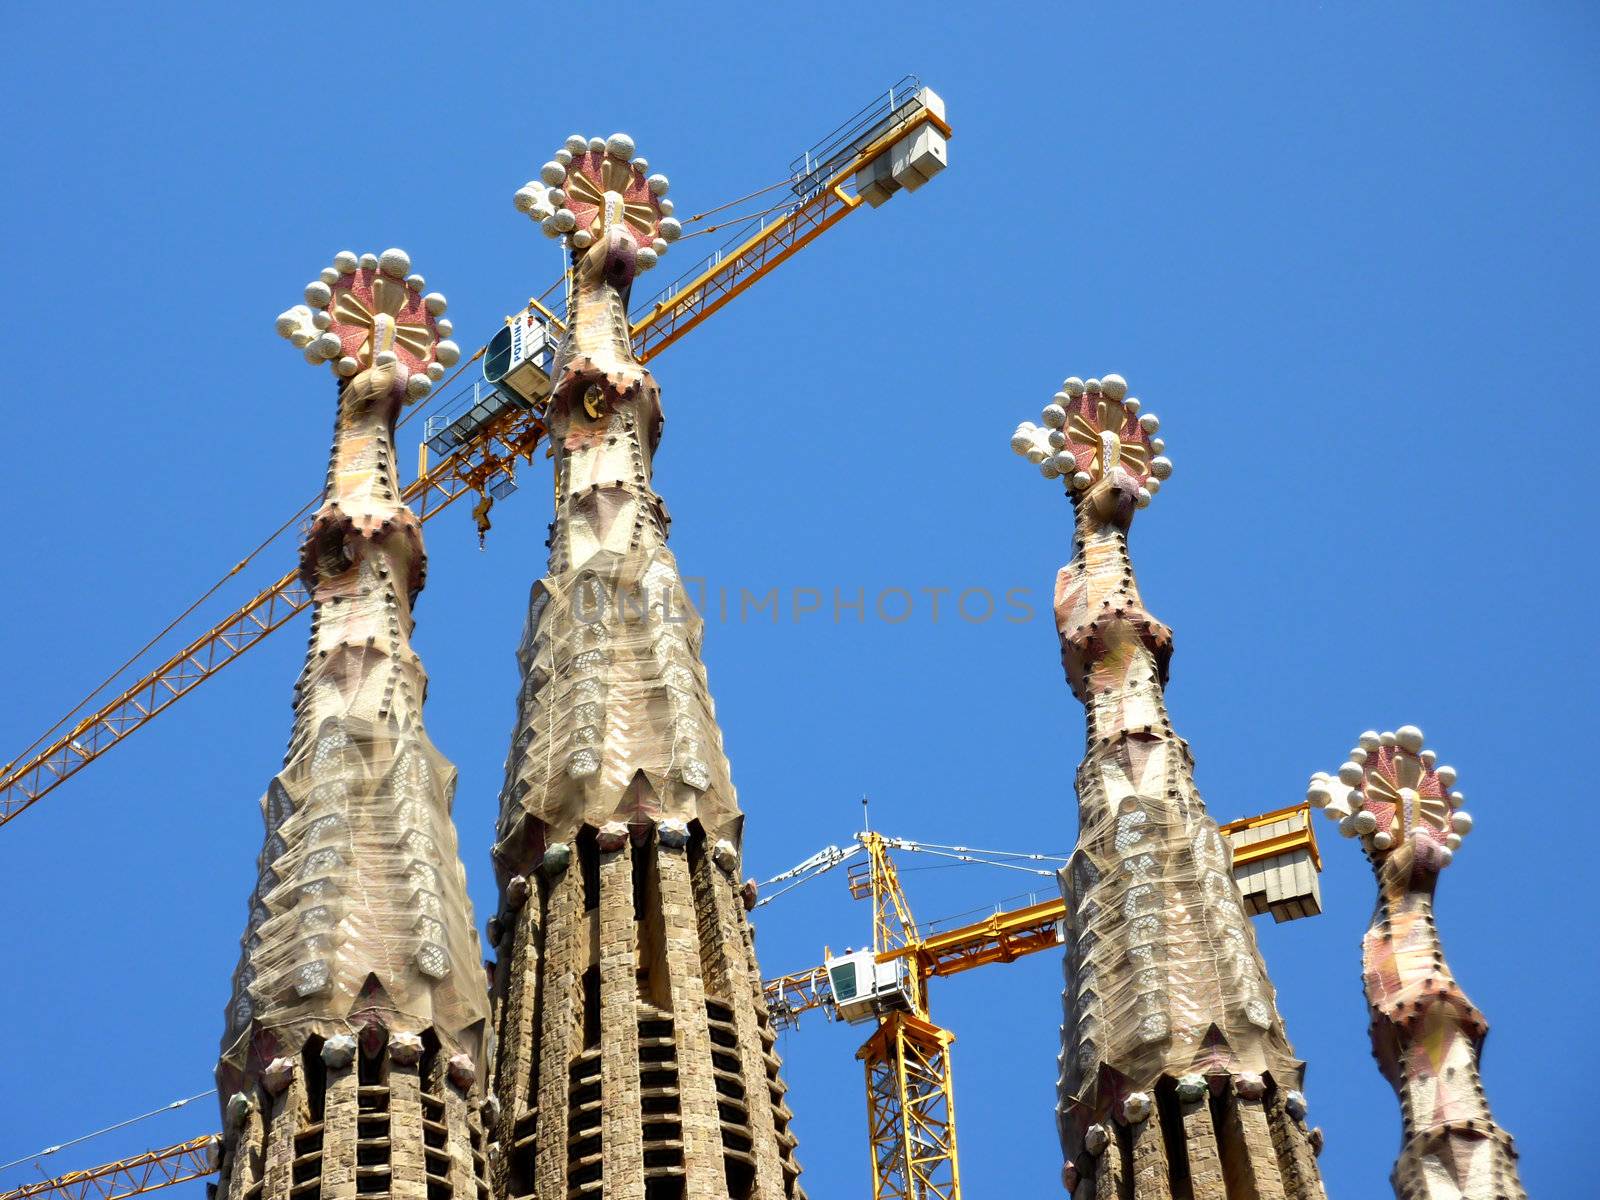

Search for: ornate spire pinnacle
xmin=1308 ymin=730 xmax=1524 ymax=1199
xmin=216 ymin=253 xmax=489 ymax=1200
xmin=1010 ymin=373 xmax=1172 ymax=529
xmin=514 ymin=132 xmax=680 ymax=277
xmin=1015 ymin=375 xmax=1325 ymax=1200
xmin=275 ymin=248 xmax=462 ymax=398
xmin=486 ymin=151 xmax=806 ymax=1200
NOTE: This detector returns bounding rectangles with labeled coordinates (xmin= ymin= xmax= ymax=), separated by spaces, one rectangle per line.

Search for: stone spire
xmin=215 ymin=251 xmax=490 ymax=1200
xmin=485 ymin=135 xmax=805 ymax=1200
xmin=1308 ymin=729 xmax=1525 ymax=1199
xmin=1010 ymin=376 xmax=1326 ymax=1199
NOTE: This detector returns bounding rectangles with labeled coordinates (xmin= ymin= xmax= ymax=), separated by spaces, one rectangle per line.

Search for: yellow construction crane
xmin=0 ymin=76 xmax=951 ymax=831
xmin=0 ymin=805 xmax=1318 ymax=1200
xmin=755 ymin=801 xmax=1323 ymax=1200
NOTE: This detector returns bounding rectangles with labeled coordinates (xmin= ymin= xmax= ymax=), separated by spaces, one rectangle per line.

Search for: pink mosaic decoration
xmin=513 ymin=133 xmax=682 ymax=271
xmin=273 ymin=248 xmax=462 ymax=401
xmin=1308 ymin=726 xmax=1473 ymax=867
xmin=1009 ymin=374 xmax=1173 ymax=505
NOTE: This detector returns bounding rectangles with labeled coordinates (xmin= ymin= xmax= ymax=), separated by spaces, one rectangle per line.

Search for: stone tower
xmin=1010 ymin=376 xmax=1327 ymax=1199
xmin=1308 ymin=728 xmax=1525 ymax=1199
xmin=484 ymin=135 xmax=805 ymax=1200
xmin=216 ymin=251 xmax=491 ymax=1200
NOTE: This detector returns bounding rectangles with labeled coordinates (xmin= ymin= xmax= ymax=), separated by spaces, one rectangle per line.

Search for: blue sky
xmin=1 ymin=2 xmax=1596 ymax=1196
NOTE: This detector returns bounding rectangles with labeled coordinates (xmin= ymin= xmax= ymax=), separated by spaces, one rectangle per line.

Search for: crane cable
xmin=3 ymin=345 xmax=487 ymax=784
xmin=0 ymin=1091 xmax=215 ymax=1175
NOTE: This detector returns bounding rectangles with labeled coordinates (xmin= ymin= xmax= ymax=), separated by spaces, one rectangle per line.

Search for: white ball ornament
xmin=406 ymin=373 xmax=432 ymax=400
xmin=1041 ymin=404 xmax=1067 ymax=429
xmin=605 ymin=132 xmax=635 ymax=159
xmin=374 ymin=350 xmax=398 ymax=367
xmin=1435 ymin=765 xmax=1457 ymax=788
xmin=1139 ymin=413 xmax=1160 ymax=434
xmin=631 ymin=157 xmax=649 ymax=173
xmin=312 ymin=310 xmax=332 ymax=330
xmin=1026 ymin=446 xmax=1047 ymax=464
xmin=652 ymin=237 xmax=668 ymax=256
xmin=1150 ymin=437 xmax=1164 ymax=453
xmin=565 ymin=134 xmax=588 ymax=155
xmin=305 ymin=281 xmax=332 ymax=306
xmin=1444 ymin=833 xmax=1463 ymax=850
xmin=435 ymin=340 xmax=461 ymax=367
xmin=1380 ymin=731 xmax=1398 ymax=747
xmin=336 ymin=356 xmax=360 ymax=377
xmin=1010 ymin=429 xmax=1033 ymax=454
xmin=1307 ymin=780 xmax=1332 ymax=807
xmin=290 ymin=328 xmax=314 ymax=348
xmin=1144 ymin=477 xmax=1161 ymax=495
xmin=333 ymin=251 xmax=359 ymax=273
xmin=405 ymin=274 xmax=425 ymax=291
xmin=554 ymin=149 xmax=573 ymax=166
xmin=1396 ymin=725 xmax=1425 ymax=754
xmin=658 ymin=217 xmax=682 ymax=242
xmin=1338 ymin=761 xmax=1364 ymax=786
xmin=1123 ymin=397 xmax=1141 ymax=415
xmin=1349 ymin=747 xmax=1368 ymax=765
xmin=1053 ymin=451 xmax=1076 ymax=473
xmin=1438 ymin=847 xmax=1454 ymax=867
xmin=1040 ymin=460 xmax=1061 ymax=479
xmin=546 ymin=188 xmax=567 ymax=207
xmin=648 ymin=173 xmax=670 ymax=196
xmin=588 ymin=137 xmax=606 ymax=153
xmin=1136 ymin=487 xmax=1152 ymax=507
xmin=1451 ymin=811 xmax=1473 ymax=835
xmin=1449 ymin=790 xmax=1465 ymax=809
xmin=1150 ymin=456 xmax=1173 ymax=479
xmin=1360 ymin=730 xmax=1381 ymax=750
xmin=424 ymin=292 xmax=448 ymax=316
xmin=436 ymin=318 xmax=452 ymax=337
xmin=320 ymin=267 xmax=340 ymax=286
xmin=359 ymin=253 xmax=379 ymax=271
xmin=541 ymin=215 xmax=561 ymax=238
xmin=1372 ymin=831 xmax=1394 ymax=850
xmin=1062 ymin=377 xmax=1085 ymax=397
xmin=571 ymin=230 xmax=595 ymax=249
xmin=1047 ymin=429 xmax=1067 ymax=450
xmin=1084 ymin=378 xmax=1101 ymax=393
xmin=540 ymin=161 xmax=568 ymax=186
xmin=1420 ymin=749 xmax=1437 ymax=768
xmin=658 ymin=198 xmax=674 ymax=216
xmin=311 ymin=332 xmax=342 ymax=360
xmin=302 ymin=347 xmax=323 ymax=365
xmin=552 ymin=209 xmax=577 ymax=233
xmin=427 ymin=361 xmax=446 ymax=381
xmin=1339 ymin=815 xmax=1357 ymax=838
xmin=1101 ymin=373 xmax=1128 ymax=400
xmin=637 ymin=247 xmax=659 ymax=270
xmin=378 ymin=248 xmax=411 ymax=278
xmin=514 ymin=187 xmax=540 ymax=212
xmin=1352 ymin=810 xmax=1378 ymax=835
xmin=275 ymin=310 xmax=302 ymax=338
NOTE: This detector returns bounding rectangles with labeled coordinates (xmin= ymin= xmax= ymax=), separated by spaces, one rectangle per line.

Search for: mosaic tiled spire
xmin=1309 ymin=728 xmax=1525 ymax=1199
xmin=486 ymin=135 xmax=805 ymax=1200
xmin=1011 ymin=376 xmax=1326 ymax=1199
xmin=216 ymin=251 xmax=490 ymax=1200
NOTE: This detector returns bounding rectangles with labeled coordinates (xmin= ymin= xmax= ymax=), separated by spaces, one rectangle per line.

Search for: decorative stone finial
xmin=1009 ymin=374 xmax=1170 ymax=527
xmin=514 ymin=134 xmax=679 ymax=274
xmin=1307 ymin=725 xmax=1471 ymax=868
xmin=274 ymin=250 xmax=459 ymax=399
